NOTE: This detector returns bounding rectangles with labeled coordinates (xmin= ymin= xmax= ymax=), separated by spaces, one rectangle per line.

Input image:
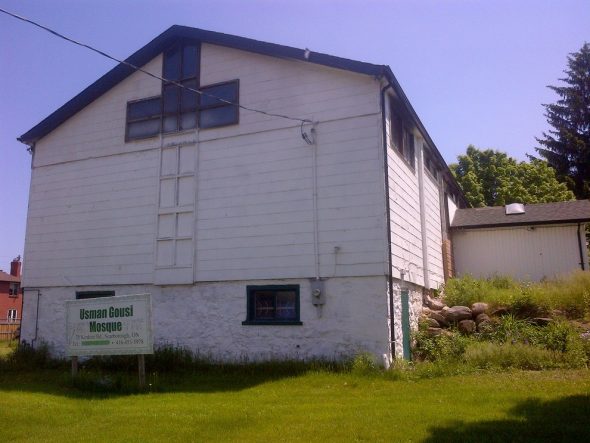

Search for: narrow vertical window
xmin=162 ymin=42 xmax=199 ymax=133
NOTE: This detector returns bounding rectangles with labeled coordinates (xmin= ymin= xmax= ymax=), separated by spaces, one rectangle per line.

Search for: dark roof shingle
xmin=451 ymin=200 xmax=590 ymax=229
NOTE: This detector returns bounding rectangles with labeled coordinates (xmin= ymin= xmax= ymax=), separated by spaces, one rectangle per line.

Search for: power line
xmin=0 ymin=7 xmax=313 ymax=125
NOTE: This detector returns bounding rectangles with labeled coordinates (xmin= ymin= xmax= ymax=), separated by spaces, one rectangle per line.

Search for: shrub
xmin=464 ymin=342 xmax=561 ymax=370
xmin=0 ymin=341 xmax=65 ymax=371
xmin=413 ymin=327 xmax=471 ymax=362
xmin=350 ymin=353 xmax=379 ymax=375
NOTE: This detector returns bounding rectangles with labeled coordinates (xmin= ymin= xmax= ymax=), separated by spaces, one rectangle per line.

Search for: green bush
xmin=443 ymin=271 xmax=590 ymax=319
xmin=0 ymin=341 xmax=65 ymax=371
xmin=464 ymin=342 xmax=561 ymax=370
xmin=413 ymin=326 xmax=471 ymax=362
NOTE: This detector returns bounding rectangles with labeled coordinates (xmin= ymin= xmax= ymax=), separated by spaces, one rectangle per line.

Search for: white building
xmin=452 ymin=201 xmax=590 ymax=281
xmin=17 ymin=26 xmax=465 ymax=362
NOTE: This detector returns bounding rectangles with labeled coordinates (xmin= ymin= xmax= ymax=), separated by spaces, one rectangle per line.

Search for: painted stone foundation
xmin=20 ymin=276 xmax=411 ymax=362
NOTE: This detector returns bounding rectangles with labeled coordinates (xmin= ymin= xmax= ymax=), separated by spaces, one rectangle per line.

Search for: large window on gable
xmin=162 ymin=42 xmax=199 ymax=133
xmin=243 ymin=285 xmax=302 ymax=325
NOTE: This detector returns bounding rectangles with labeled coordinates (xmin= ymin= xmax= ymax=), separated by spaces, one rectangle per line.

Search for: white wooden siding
xmin=453 ymin=224 xmax=587 ymax=281
xmin=384 ymin=94 xmax=424 ymax=285
xmin=23 ymin=149 xmax=158 ymax=287
xmin=24 ymin=43 xmax=386 ymax=286
xmin=423 ymin=172 xmax=444 ymax=287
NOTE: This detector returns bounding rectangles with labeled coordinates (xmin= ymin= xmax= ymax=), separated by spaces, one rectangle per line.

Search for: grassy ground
xmin=0 ymin=369 xmax=588 ymax=442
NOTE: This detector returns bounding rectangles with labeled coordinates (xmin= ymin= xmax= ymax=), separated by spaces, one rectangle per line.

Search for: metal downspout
xmin=381 ymin=82 xmax=396 ymax=360
xmin=577 ymin=223 xmax=586 ymax=271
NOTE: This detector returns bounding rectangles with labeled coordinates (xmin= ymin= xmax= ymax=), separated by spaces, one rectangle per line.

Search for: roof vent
xmin=505 ymin=203 xmax=525 ymax=215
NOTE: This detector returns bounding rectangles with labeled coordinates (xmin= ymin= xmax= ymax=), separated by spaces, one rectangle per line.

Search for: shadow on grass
xmin=0 ymin=363 xmax=340 ymax=398
xmin=424 ymin=395 xmax=590 ymax=442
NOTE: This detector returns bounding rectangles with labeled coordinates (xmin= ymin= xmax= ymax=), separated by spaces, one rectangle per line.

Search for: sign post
xmin=66 ymin=293 xmax=153 ymax=387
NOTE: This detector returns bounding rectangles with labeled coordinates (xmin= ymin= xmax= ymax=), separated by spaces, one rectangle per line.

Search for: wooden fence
xmin=0 ymin=321 xmax=20 ymax=341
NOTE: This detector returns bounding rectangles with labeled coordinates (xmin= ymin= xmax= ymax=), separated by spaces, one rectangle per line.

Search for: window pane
xmin=164 ymin=44 xmax=181 ymax=81
xmin=159 ymin=178 xmax=176 ymax=208
xmin=158 ymin=214 xmax=175 ymax=238
xmin=179 ymin=145 xmax=195 ymax=174
xmin=180 ymin=112 xmax=197 ymax=130
xmin=177 ymin=212 xmax=193 ymax=237
xmin=200 ymin=106 xmax=238 ymax=129
xmin=175 ymin=239 xmax=193 ymax=266
xmin=161 ymin=147 xmax=177 ymax=176
xmin=200 ymin=83 xmax=237 ymax=108
xmin=181 ymin=80 xmax=198 ymax=112
xmin=182 ymin=44 xmax=198 ymax=78
xmin=178 ymin=176 xmax=194 ymax=206
xmin=275 ymin=291 xmax=296 ymax=320
xmin=163 ymin=86 xmax=179 ymax=114
xmin=254 ymin=292 xmax=275 ymax=319
xmin=156 ymin=240 xmax=174 ymax=267
xmin=127 ymin=119 xmax=160 ymax=139
xmin=163 ymin=116 xmax=178 ymax=133
xmin=128 ymin=98 xmax=161 ymax=120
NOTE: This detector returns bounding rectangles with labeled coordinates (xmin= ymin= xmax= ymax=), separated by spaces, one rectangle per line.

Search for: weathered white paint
xmin=423 ymin=170 xmax=444 ymax=288
xmin=20 ymin=277 xmax=391 ymax=361
xmin=453 ymin=224 xmax=588 ymax=281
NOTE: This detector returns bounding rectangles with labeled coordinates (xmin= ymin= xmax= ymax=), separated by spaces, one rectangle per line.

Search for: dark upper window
xmin=243 ymin=285 xmax=302 ymax=325
xmin=424 ymin=149 xmax=439 ymax=179
xmin=162 ymin=42 xmax=199 ymax=133
xmin=126 ymin=97 xmax=161 ymax=141
xmin=125 ymin=41 xmax=239 ymax=141
xmin=389 ymin=99 xmax=415 ymax=168
xmin=8 ymin=283 xmax=19 ymax=297
xmin=76 ymin=291 xmax=115 ymax=300
xmin=199 ymin=80 xmax=239 ymax=129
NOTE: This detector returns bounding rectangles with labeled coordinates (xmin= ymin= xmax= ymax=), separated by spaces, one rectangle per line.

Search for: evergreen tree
xmin=451 ymin=145 xmax=575 ymax=207
xmin=533 ymin=43 xmax=590 ymax=199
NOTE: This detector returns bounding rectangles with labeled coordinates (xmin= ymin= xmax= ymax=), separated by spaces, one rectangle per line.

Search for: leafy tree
xmin=532 ymin=43 xmax=590 ymax=199
xmin=451 ymin=145 xmax=575 ymax=207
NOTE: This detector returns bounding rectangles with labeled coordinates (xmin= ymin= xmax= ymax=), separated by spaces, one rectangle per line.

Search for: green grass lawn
xmin=1 ymin=369 xmax=589 ymax=442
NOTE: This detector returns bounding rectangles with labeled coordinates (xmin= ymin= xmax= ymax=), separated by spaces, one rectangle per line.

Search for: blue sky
xmin=0 ymin=0 xmax=588 ymax=267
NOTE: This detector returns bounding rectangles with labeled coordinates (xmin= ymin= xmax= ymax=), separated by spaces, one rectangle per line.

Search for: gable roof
xmin=0 ymin=270 xmax=20 ymax=283
xmin=451 ymin=200 xmax=590 ymax=229
xmin=17 ymin=25 xmax=467 ymax=204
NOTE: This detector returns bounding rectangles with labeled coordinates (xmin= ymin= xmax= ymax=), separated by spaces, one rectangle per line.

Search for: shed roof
xmin=451 ymin=200 xmax=590 ymax=229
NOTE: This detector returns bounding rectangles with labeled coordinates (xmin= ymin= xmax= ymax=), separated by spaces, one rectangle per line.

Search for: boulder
xmin=475 ymin=313 xmax=491 ymax=325
xmin=426 ymin=297 xmax=446 ymax=311
xmin=429 ymin=311 xmax=449 ymax=328
xmin=425 ymin=317 xmax=441 ymax=328
xmin=445 ymin=306 xmax=472 ymax=322
xmin=458 ymin=319 xmax=477 ymax=334
xmin=471 ymin=302 xmax=489 ymax=317
xmin=477 ymin=320 xmax=494 ymax=333
xmin=427 ymin=327 xmax=442 ymax=337
xmin=491 ymin=307 xmax=510 ymax=317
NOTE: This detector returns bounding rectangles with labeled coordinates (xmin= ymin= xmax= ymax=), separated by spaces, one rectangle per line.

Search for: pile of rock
xmin=422 ymin=296 xmax=493 ymax=336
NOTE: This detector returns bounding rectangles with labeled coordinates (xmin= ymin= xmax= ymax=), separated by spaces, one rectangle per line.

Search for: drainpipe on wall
xmin=380 ymin=81 xmax=396 ymax=361
xmin=577 ymin=223 xmax=586 ymax=271
xmin=416 ymin=139 xmax=430 ymax=290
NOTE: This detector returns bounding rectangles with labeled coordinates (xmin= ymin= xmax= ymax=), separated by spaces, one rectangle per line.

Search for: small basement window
xmin=199 ymin=80 xmax=239 ymax=129
xmin=243 ymin=285 xmax=302 ymax=325
xmin=126 ymin=97 xmax=161 ymax=141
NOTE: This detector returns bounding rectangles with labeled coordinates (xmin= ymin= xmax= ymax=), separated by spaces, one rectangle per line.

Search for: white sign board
xmin=66 ymin=293 xmax=153 ymax=356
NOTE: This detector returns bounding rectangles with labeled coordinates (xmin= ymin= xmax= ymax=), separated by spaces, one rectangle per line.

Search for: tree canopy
xmin=451 ymin=145 xmax=575 ymax=207
xmin=532 ymin=42 xmax=590 ymax=199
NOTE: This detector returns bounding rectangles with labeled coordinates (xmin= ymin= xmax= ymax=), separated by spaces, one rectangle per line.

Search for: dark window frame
xmin=162 ymin=41 xmax=200 ymax=134
xmin=125 ymin=96 xmax=162 ymax=141
xmin=424 ymin=149 xmax=439 ymax=180
xmin=75 ymin=290 xmax=115 ymax=300
xmin=242 ymin=285 xmax=302 ymax=325
xmin=389 ymin=98 xmax=415 ymax=169
xmin=8 ymin=282 xmax=19 ymax=297
xmin=199 ymin=79 xmax=240 ymax=129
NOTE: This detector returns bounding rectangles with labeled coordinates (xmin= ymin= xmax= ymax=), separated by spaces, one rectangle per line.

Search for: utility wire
xmin=0 ymin=7 xmax=313 ymax=124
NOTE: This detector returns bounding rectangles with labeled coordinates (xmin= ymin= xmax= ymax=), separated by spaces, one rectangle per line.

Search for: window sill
xmin=242 ymin=320 xmax=303 ymax=326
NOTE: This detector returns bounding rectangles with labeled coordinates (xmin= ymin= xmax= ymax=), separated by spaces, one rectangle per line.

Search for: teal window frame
xmin=242 ymin=285 xmax=302 ymax=325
